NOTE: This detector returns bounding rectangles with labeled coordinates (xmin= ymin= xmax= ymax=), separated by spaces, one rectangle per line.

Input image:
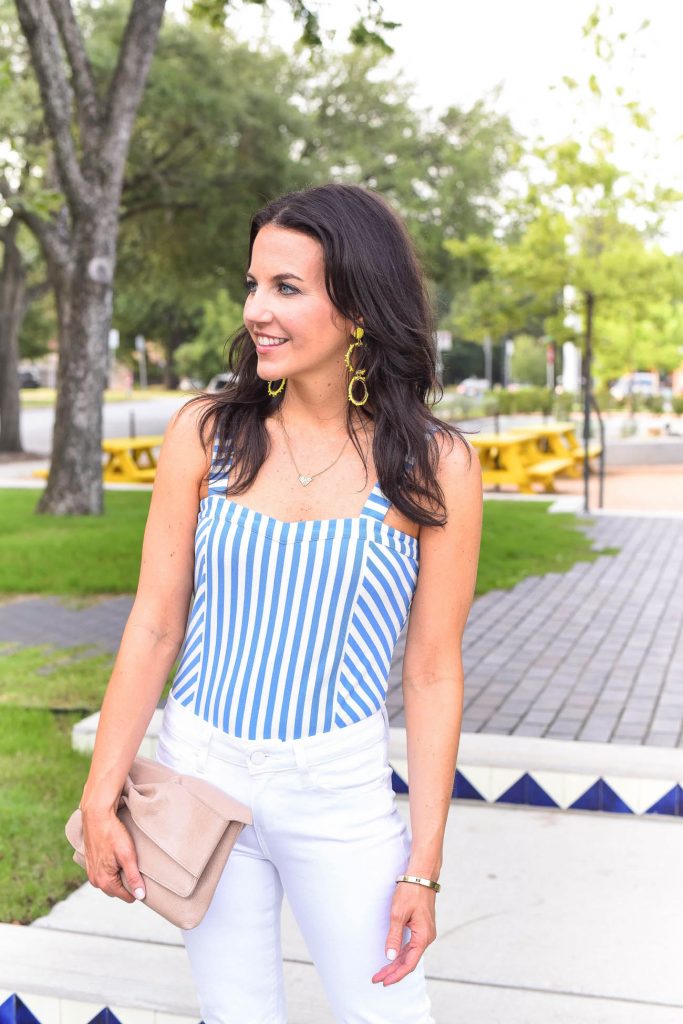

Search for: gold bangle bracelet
xmin=395 ymin=874 xmax=441 ymax=893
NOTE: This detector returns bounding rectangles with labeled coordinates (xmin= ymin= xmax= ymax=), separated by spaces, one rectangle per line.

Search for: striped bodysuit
xmin=168 ymin=432 xmax=420 ymax=741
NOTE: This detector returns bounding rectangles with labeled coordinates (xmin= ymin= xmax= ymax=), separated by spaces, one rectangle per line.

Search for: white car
xmin=207 ymin=372 xmax=238 ymax=393
xmin=455 ymin=377 xmax=491 ymax=398
xmin=609 ymin=372 xmax=659 ymax=400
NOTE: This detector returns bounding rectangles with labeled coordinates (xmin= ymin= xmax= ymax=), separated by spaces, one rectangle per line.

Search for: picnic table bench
xmin=101 ymin=435 xmax=162 ymax=482
xmin=508 ymin=421 xmax=602 ymax=476
xmin=470 ymin=429 xmax=575 ymax=493
xmin=32 ymin=435 xmax=163 ymax=485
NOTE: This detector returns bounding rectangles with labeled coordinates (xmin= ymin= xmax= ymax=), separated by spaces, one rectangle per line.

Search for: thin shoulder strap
xmin=359 ymin=480 xmax=391 ymax=523
xmin=207 ymin=431 xmax=232 ymax=497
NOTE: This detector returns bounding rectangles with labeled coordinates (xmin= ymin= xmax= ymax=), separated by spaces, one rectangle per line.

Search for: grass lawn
xmin=0 ymin=488 xmax=616 ymax=922
xmin=0 ymin=643 xmax=176 ymax=923
xmin=0 ymin=490 xmax=148 ymax=594
xmin=0 ymin=488 xmax=612 ymax=596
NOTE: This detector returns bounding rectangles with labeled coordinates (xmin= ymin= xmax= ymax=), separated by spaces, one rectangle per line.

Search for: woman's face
xmin=244 ymin=225 xmax=351 ymax=382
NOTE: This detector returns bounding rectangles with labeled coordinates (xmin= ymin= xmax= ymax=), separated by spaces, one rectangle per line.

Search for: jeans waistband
xmin=161 ymin=694 xmax=390 ymax=770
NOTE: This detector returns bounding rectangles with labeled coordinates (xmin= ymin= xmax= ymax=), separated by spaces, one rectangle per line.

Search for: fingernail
xmin=386 ymin=948 xmax=397 ymax=961
xmin=134 ymin=887 xmax=145 ymax=900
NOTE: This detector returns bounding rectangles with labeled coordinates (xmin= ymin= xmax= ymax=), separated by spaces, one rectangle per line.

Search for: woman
xmin=79 ymin=183 xmax=482 ymax=1023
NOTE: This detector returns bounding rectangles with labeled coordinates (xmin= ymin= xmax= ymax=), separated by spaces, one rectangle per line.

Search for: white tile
xmin=602 ymin=775 xmax=639 ymax=813
xmin=608 ymin=776 xmax=678 ymax=816
xmin=60 ymin=997 xmax=108 ymax=1024
xmin=559 ymin=771 xmax=600 ymax=809
xmin=9 ymin=993 xmax=60 ymax=1023
xmin=488 ymin=767 xmax=524 ymax=802
xmin=456 ymin=765 xmax=492 ymax=801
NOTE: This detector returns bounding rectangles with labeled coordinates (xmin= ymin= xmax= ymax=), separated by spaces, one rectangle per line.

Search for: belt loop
xmin=195 ymin=723 xmax=213 ymax=774
xmin=380 ymin=702 xmax=390 ymax=742
xmin=293 ymin=743 xmax=308 ymax=772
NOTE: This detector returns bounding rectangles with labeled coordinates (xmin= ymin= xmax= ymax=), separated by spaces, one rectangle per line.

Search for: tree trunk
xmin=0 ymin=220 xmax=27 ymax=453
xmin=13 ymin=0 xmax=167 ymax=515
xmin=36 ymin=209 xmax=118 ymax=515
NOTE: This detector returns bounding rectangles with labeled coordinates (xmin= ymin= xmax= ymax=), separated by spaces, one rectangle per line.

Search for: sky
xmin=176 ymin=1 xmax=683 ymax=247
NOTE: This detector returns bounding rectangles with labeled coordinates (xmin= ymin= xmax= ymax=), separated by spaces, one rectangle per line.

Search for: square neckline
xmin=199 ymin=485 xmax=419 ymax=547
xmin=202 ymin=433 xmax=419 ymax=547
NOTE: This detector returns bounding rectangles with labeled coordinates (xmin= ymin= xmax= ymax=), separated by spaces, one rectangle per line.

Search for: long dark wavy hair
xmin=185 ymin=183 xmax=473 ymax=527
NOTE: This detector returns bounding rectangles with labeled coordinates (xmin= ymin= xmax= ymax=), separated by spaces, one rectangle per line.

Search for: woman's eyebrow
xmin=245 ymin=271 xmax=304 ymax=282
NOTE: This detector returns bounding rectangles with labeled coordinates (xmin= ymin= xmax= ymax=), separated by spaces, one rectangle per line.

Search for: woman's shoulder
xmin=162 ymin=397 xmax=220 ymax=476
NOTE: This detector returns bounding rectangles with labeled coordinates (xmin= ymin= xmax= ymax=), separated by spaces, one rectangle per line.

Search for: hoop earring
xmin=345 ymin=327 xmax=369 ymax=407
xmin=267 ymin=378 xmax=286 ymax=397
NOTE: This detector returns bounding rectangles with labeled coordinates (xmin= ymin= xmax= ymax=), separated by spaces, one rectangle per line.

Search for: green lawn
xmin=0 ymin=488 xmax=616 ymax=922
xmin=0 ymin=488 xmax=612 ymax=596
xmin=0 ymin=642 xmax=176 ymax=923
xmin=0 ymin=490 xmax=148 ymax=594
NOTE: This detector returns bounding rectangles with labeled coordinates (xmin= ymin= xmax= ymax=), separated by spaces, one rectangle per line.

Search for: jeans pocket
xmin=154 ymin=730 xmax=201 ymax=775
xmin=308 ymin=742 xmax=392 ymax=796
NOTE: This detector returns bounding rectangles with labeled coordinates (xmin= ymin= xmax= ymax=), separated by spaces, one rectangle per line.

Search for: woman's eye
xmin=244 ymin=279 xmax=256 ymax=293
xmin=279 ymin=283 xmax=298 ymax=295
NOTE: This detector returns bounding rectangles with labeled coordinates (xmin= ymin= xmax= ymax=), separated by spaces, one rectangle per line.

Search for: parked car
xmin=17 ymin=369 xmax=41 ymax=388
xmin=455 ymin=377 xmax=490 ymax=398
xmin=178 ymin=376 xmax=205 ymax=392
xmin=609 ymin=371 xmax=659 ymax=401
xmin=206 ymin=372 xmax=238 ymax=393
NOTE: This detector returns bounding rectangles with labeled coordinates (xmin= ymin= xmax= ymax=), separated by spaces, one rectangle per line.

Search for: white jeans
xmin=155 ymin=695 xmax=436 ymax=1024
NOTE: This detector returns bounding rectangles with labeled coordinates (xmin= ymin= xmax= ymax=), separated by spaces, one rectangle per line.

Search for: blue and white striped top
xmin=169 ymin=431 xmax=420 ymax=740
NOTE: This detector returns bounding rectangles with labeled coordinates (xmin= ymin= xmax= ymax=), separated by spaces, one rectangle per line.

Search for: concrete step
xmin=2 ymin=799 xmax=682 ymax=1023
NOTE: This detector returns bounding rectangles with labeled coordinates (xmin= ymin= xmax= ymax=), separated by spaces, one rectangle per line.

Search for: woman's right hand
xmin=81 ymin=808 xmax=146 ymax=904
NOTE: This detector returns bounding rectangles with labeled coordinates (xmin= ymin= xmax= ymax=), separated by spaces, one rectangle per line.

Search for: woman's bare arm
xmin=79 ymin=399 xmax=213 ymax=816
xmin=373 ymin=432 xmax=482 ymax=986
xmin=78 ymin=398 xmax=214 ymax=906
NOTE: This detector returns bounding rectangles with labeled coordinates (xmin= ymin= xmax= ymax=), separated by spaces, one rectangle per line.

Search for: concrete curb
xmin=73 ymin=711 xmax=683 ymax=819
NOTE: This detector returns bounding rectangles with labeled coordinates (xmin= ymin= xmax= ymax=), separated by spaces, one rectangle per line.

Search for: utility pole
xmin=582 ymin=292 xmax=595 ymax=515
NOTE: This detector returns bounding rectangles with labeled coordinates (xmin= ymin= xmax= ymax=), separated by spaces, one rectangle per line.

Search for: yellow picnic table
xmin=32 ymin=435 xmax=163 ymax=484
xmin=470 ymin=430 xmax=575 ymax=493
xmin=101 ymin=435 xmax=163 ymax=483
xmin=507 ymin=421 xmax=603 ymax=477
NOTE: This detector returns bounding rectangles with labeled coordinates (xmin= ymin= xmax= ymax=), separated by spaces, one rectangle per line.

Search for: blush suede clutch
xmin=65 ymin=754 xmax=253 ymax=929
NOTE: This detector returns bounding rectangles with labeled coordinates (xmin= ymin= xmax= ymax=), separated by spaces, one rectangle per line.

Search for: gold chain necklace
xmin=277 ymin=406 xmax=351 ymax=486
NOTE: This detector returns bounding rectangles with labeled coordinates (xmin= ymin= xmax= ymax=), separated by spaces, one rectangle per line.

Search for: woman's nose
xmin=245 ymin=290 xmax=274 ymax=325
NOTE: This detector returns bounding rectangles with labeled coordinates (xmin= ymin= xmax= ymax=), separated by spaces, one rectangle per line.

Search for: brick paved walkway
xmin=1 ymin=513 xmax=681 ymax=748
xmin=389 ymin=513 xmax=683 ymax=747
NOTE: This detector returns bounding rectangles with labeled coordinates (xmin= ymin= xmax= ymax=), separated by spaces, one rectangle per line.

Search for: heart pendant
xmin=298 ymin=475 xmax=313 ymax=486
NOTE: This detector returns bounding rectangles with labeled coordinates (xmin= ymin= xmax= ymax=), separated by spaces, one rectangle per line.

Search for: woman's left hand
xmin=371 ymin=882 xmax=437 ymax=986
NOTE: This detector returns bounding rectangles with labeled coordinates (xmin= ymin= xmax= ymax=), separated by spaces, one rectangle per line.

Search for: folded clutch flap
xmin=122 ymin=777 xmax=234 ymax=876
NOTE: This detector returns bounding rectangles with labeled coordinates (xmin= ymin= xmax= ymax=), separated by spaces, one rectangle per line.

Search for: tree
xmin=0 ymin=0 xmax=55 ymax=452
xmin=110 ymin=14 xmax=310 ymax=387
xmin=292 ymin=48 xmax=518 ymax=296
xmin=6 ymin=0 xmax=166 ymax=514
xmin=5 ymin=0 xmax=396 ymax=513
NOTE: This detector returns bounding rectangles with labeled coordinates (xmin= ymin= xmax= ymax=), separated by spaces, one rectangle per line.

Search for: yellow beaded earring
xmin=267 ymin=378 xmax=286 ymax=397
xmin=345 ymin=326 xmax=368 ymax=407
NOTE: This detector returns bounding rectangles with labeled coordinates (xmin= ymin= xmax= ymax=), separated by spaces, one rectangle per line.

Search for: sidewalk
xmin=1 ymin=798 xmax=682 ymax=1024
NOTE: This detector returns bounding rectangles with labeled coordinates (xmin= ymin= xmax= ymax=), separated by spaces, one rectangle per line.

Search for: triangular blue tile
xmin=86 ymin=1010 xmax=124 ymax=1024
xmin=497 ymin=773 xmax=528 ymax=805
xmin=453 ymin=770 xmax=485 ymax=801
xmin=645 ymin=785 xmax=680 ymax=817
xmin=0 ymin=995 xmax=42 ymax=1024
xmin=526 ymin=774 xmax=559 ymax=808
xmin=391 ymin=769 xmax=409 ymax=794
xmin=598 ymin=779 xmax=633 ymax=814
xmin=569 ymin=779 xmax=601 ymax=811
